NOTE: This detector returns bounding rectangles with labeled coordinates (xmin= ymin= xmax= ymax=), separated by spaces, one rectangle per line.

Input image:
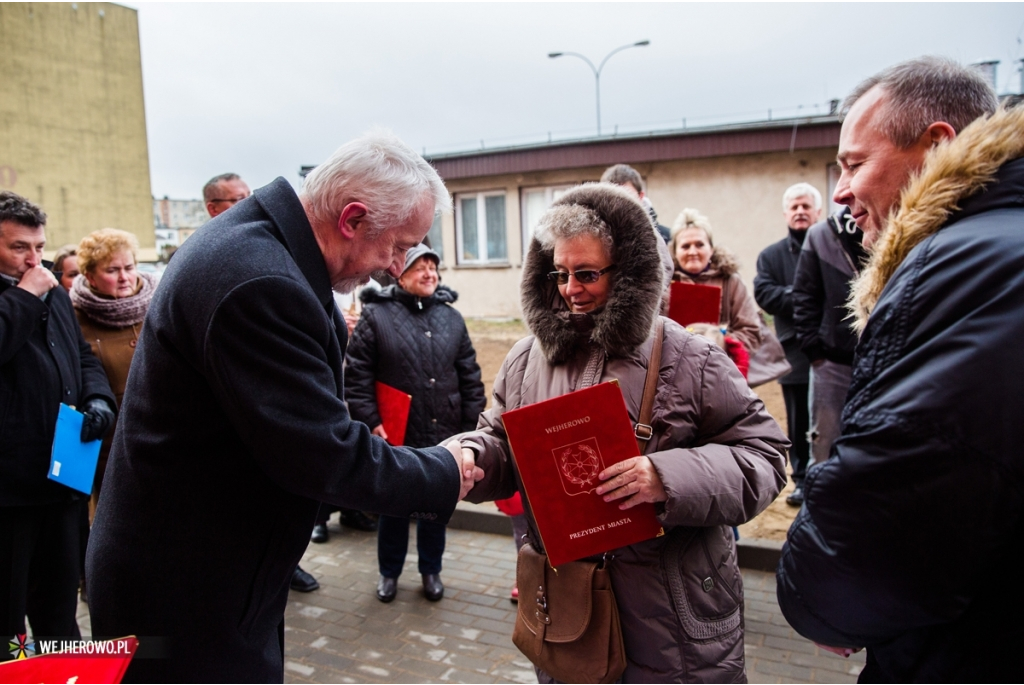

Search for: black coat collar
xmin=253 ymin=177 xmax=334 ymax=312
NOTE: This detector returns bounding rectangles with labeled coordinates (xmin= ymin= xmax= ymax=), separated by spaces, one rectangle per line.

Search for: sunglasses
xmin=546 ymin=265 xmax=616 ymax=285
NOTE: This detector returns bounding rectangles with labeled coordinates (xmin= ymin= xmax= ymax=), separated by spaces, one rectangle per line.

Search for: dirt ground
xmin=465 ymin=318 xmax=798 ymax=542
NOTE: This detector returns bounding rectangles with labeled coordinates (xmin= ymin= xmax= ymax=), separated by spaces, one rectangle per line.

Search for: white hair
xmin=782 ymin=183 xmax=822 ymax=211
xmin=300 ymin=128 xmax=451 ymax=238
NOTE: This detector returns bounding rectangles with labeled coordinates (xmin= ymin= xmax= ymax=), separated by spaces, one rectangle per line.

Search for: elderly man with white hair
xmin=87 ymin=131 xmax=482 ymax=682
xmin=790 ymin=194 xmax=866 ymax=469
xmin=754 ymin=182 xmax=821 ymax=505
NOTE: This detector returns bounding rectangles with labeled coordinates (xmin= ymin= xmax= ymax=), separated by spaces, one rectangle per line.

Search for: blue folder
xmin=48 ymin=404 xmax=102 ymax=495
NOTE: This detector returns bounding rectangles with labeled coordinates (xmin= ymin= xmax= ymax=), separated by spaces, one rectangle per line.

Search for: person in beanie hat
xmin=345 ymin=243 xmax=486 ymax=603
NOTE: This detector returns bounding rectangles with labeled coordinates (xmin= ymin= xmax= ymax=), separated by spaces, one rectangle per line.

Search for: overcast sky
xmin=132 ymin=2 xmax=1024 ymax=199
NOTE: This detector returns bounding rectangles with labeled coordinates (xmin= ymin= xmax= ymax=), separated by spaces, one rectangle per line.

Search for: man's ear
xmin=337 ymin=202 xmax=368 ymax=239
xmin=925 ymin=121 xmax=957 ymax=147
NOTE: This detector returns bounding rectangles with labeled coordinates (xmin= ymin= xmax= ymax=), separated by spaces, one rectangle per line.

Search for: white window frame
xmin=455 ymin=191 xmax=508 ymax=265
xmin=520 ymin=184 xmax=574 ymax=256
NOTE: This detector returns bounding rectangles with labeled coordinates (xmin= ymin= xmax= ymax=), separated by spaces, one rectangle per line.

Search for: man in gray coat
xmin=87 ymin=131 xmax=480 ymax=682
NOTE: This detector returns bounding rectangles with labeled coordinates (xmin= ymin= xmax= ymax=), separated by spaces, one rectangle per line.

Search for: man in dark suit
xmin=0 ymin=191 xmax=115 ymax=648
xmin=754 ymin=183 xmax=820 ymax=506
xmin=87 ymin=131 xmax=480 ymax=681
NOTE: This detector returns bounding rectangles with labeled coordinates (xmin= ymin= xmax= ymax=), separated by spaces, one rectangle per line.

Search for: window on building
xmin=456 ymin=192 xmax=507 ymax=264
xmin=426 ymin=213 xmax=444 ymax=263
xmin=520 ymin=185 xmax=573 ymax=254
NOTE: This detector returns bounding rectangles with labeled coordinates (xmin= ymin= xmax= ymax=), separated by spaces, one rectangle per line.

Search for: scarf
xmin=71 ymin=271 xmax=156 ymax=327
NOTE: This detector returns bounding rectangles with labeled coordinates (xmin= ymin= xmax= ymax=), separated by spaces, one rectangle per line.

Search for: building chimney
xmin=970 ymin=60 xmax=999 ymax=92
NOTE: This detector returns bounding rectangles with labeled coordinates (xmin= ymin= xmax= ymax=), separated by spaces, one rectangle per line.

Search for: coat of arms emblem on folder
xmin=553 ymin=437 xmax=605 ymax=495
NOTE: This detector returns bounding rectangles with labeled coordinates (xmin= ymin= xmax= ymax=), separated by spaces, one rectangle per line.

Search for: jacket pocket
xmin=663 ymin=526 xmax=742 ymax=640
xmin=237 ymin=523 xmax=286 ymax=641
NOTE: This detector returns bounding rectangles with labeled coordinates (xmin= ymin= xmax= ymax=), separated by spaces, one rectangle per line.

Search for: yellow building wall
xmin=0 ymin=2 xmax=154 ymax=260
xmin=438 ymin=148 xmax=836 ymax=318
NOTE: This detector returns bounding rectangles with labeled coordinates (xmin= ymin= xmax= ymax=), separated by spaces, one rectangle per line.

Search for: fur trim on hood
xmin=521 ymin=183 xmax=663 ymax=364
xmin=850 ymin=106 xmax=1024 ymax=331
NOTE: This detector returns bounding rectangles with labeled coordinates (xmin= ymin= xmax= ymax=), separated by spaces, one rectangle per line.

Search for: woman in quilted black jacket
xmin=345 ymin=243 xmax=486 ymax=603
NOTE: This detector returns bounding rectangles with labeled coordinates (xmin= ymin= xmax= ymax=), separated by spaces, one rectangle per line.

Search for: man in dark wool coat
xmin=87 ymin=131 xmax=481 ymax=682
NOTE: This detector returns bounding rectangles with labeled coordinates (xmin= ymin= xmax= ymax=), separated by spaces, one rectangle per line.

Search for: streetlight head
xmin=635 ymin=40 xmax=650 ymax=47
xmin=548 ymin=52 xmax=563 ymax=58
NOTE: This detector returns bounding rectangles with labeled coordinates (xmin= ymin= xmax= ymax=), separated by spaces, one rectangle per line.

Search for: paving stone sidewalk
xmin=77 ymin=517 xmax=864 ymax=683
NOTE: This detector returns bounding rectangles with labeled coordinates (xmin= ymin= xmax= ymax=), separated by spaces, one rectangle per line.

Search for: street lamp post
xmin=549 ymin=40 xmax=650 ymax=136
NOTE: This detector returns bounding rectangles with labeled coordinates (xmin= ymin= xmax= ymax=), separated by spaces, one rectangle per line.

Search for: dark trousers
xmin=0 ymin=500 xmax=83 ymax=640
xmin=782 ymin=382 xmax=810 ymax=486
xmin=377 ymin=515 xmax=445 ymax=578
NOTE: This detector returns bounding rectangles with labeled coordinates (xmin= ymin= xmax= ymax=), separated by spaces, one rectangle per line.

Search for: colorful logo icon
xmin=8 ymin=634 xmax=35 ymax=660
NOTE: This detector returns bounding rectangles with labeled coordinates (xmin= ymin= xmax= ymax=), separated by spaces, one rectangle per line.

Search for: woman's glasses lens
xmin=546 ymin=270 xmax=602 ymax=284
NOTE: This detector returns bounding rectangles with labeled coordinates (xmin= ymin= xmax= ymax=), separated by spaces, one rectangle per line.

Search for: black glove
xmin=80 ymin=398 xmax=116 ymax=443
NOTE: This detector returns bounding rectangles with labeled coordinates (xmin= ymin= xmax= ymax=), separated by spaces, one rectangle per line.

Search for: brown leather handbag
xmin=511 ymin=319 xmax=664 ymax=683
xmin=512 ymin=543 xmax=625 ymax=683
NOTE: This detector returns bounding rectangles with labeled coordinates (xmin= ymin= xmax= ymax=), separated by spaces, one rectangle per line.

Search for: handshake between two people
xmin=444 ymin=439 xmax=485 ymax=501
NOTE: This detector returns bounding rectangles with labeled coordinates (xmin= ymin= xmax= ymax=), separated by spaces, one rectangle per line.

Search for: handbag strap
xmin=635 ymin=318 xmax=664 ymax=454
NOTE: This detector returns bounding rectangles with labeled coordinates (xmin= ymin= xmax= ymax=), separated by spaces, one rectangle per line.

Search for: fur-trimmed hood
xmin=521 ymin=183 xmax=663 ymax=364
xmin=851 ymin=106 xmax=1024 ymax=331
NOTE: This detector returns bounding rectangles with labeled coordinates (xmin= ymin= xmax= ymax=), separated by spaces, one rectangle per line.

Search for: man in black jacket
xmin=754 ymin=183 xmax=821 ymax=505
xmin=776 ymin=57 xmax=1014 ymax=681
xmin=791 ymin=206 xmax=865 ymax=466
xmin=87 ymin=132 xmax=481 ymax=682
xmin=0 ymin=191 xmax=115 ymax=648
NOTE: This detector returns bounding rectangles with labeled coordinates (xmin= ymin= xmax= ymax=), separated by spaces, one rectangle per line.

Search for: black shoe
xmin=311 ymin=523 xmax=329 ymax=543
xmin=290 ymin=566 xmax=320 ymax=593
xmin=786 ymin=487 xmax=805 ymax=507
xmin=422 ymin=573 xmax=444 ymax=602
xmin=339 ymin=509 xmax=378 ymax=532
xmin=377 ymin=575 xmax=397 ymax=603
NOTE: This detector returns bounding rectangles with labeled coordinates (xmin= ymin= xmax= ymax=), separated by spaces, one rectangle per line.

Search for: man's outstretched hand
xmin=445 ymin=440 xmax=484 ymax=501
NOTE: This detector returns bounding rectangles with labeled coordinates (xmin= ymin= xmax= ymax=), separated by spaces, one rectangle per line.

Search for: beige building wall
xmin=0 ymin=2 xmax=154 ymax=260
xmin=437 ymin=147 xmax=835 ymax=318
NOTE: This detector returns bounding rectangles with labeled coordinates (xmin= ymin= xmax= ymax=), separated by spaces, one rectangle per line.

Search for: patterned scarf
xmin=70 ymin=271 xmax=156 ymax=327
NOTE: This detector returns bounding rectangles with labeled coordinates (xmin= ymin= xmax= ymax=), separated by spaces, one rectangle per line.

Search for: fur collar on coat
xmin=851 ymin=105 xmax=1024 ymax=331
xmin=521 ymin=183 xmax=663 ymax=364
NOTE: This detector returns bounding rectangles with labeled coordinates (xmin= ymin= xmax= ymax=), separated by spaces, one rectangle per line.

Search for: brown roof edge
xmin=427 ymin=117 xmax=840 ymax=181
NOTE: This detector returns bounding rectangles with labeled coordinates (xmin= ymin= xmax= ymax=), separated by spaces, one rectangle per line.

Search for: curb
xmin=448 ymin=502 xmax=784 ymax=571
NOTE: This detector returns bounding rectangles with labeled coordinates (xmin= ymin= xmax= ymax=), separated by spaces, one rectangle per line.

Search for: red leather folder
xmin=0 ymin=636 xmax=139 ymax=684
xmin=668 ymin=281 xmax=722 ymax=327
xmin=502 ymin=381 xmax=663 ymax=567
xmin=375 ymin=381 xmax=411 ymax=446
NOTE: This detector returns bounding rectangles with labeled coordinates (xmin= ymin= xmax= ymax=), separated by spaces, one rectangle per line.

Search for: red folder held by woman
xmin=375 ymin=381 xmax=411 ymax=446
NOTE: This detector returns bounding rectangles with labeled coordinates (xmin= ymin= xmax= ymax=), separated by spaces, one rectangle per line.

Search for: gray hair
xmin=534 ymin=204 xmax=614 ymax=258
xmin=782 ymin=183 xmax=822 ymax=210
xmin=842 ymin=56 xmax=998 ymax=149
xmin=301 ymin=129 xmax=451 ymax=239
xmin=0 ymin=190 xmax=46 ymax=231
xmin=202 ymin=173 xmax=242 ymax=203
xmin=599 ymin=164 xmax=644 ymax=195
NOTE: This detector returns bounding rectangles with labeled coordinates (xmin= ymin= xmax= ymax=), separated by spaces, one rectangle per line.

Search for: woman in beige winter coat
xmin=458 ymin=184 xmax=788 ymax=683
xmin=71 ymin=228 xmax=157 ymax=512
xmin=670 ymin=208 xmax=762 ymax=352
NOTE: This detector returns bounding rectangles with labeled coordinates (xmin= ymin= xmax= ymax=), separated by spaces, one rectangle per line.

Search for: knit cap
xmin=401 ymin=243 xmax=440 ymax=277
